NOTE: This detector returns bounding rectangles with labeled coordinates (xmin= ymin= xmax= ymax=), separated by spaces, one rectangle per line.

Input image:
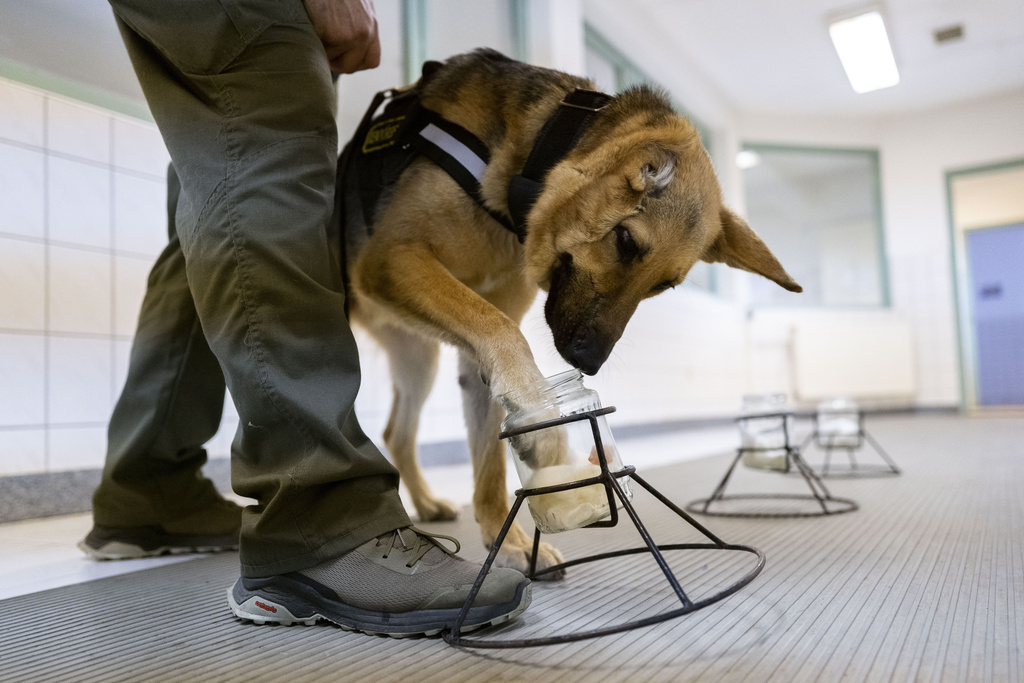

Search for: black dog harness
xmin=336 ymin=62 xmax=612 ymax=251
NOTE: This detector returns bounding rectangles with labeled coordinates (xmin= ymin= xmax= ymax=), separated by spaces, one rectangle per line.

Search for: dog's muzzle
xmin=566 ymin=328 xmax=613 ymax=376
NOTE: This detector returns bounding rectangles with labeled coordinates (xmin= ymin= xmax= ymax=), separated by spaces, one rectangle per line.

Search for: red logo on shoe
xmin=255 ymin=601 xmax=278 ymax=613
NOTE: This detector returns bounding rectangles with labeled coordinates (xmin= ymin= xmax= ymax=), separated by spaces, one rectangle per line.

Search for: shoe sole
xmin=227 ymin=580 xmax=532 ymax=638
xmin=78 ymin=539 xmax=238 ymax=561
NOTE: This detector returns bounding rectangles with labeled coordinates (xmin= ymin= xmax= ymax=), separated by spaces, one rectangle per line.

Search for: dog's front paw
xmin=413 ymin=496 xmax=459 ymax=522
xmin=482 ymin=520 xmax=567 ymax=581
xmin=508 ymin=425 xmax=571 ymax=471
xmin=494 ymin=538 xmax=566 ymax=581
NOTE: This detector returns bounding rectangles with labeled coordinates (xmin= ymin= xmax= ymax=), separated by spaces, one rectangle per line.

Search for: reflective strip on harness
xmin=419 ymin=123 xmax=487 ymax=180
xmin=410 ymin=113 xmax=524 ymax=241
xmin=342 ymin=79 xmax=611 ymax=248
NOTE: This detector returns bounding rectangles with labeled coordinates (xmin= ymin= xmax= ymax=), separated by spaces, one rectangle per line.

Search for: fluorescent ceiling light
xmin=736 ymin=150 xmax=762 ymax=170
xmin=828 ymin=10 xmax=900 ymax=94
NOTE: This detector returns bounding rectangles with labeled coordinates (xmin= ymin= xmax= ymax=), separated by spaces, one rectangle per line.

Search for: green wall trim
xmin=872 ymin=149 xmax=891 ymax=308
xmin=0 ymin=57 xmax=152 ymax=122
xmin=401 ymin=0 xmax=428 ymax=86
xmin=741 ymin=141 xmax=880 ymax=157
xmin=946 ymin=157 xmax=1024 ymax=181
xmin=510 ymin=0 xmax=529 ymax=62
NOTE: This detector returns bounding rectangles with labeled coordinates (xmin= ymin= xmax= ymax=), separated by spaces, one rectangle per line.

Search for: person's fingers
xmin=305 ymin=0 xmax=381 ymax=73
xmin=361 ymin=30 xmax=381 ymax=69
xmin=324 ymin=20 xmax=379 ymax=73
xmin=329 ymin=36 xmax=370 ymax=74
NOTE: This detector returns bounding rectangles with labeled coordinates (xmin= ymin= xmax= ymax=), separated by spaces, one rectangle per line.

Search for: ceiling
xmin=632 ymin=0 xmax=1024 ymax=116
xmin=1 ymin=0 xmax=1023 ymax=118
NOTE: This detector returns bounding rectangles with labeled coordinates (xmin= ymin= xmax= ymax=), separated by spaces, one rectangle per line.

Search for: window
xmin=584 ymin=26 xmax=713 ymax=153
xmin=741 ymin=145 xmax=888 ymax=308
xmin=401 ymin=0 xmax=526 ymax=84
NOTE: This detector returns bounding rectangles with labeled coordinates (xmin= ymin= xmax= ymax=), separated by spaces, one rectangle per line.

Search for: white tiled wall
xmin=0 ymin=68 xmax=488 ymax=477
xmin=0 ymin=76 xmax=173 ymax=476
xmin=0 ymin=144 xmax=45 ymax=239
xmin=0 ymin=334 xmax=45 ymax=428
xmin=888 ymin=252 xmax=960 ymax=406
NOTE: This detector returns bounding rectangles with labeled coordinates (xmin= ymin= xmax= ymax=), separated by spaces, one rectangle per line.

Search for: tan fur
xmin=347 ymin=50 xmax=800 ymax=579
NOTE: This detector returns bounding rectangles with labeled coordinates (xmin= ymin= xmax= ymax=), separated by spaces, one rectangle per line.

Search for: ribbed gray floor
xmin=2 ymin=415 xmax=1022 ymax=682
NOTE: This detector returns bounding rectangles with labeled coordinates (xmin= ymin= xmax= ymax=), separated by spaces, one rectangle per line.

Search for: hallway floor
xmin=1 ymin=415 xmax=1021 ymax=682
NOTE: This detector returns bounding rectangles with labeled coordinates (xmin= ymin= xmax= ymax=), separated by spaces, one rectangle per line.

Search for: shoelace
xmin=376 ymin=526 xmax=462 ymax=568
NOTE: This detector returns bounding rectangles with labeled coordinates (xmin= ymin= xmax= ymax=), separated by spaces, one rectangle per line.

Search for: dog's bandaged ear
xmin=628 ymin=151 xmax=676 ymax=199
xmin=702 ymin=207 xmax=803 ymax=293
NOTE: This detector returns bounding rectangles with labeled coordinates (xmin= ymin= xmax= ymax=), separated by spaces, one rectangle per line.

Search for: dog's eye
xmin=614 ymin=225 xmax=640 ymax=263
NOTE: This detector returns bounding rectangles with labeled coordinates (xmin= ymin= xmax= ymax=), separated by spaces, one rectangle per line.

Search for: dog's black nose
xmin=569 ymin=334 xmax=611 ymax=376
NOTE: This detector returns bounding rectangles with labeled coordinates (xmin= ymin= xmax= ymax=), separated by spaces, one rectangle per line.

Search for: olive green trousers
xmin=93 ymin=0 xmax=410 ymax=577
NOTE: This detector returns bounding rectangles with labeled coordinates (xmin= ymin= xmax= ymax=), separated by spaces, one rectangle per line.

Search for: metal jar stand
xmin=799 ymin=411 xmax=901 ymax=478
xmin=444 ymin=407 xmax=766 ymax=648
xmin=686 ymin=412 xmax=858 ymax=518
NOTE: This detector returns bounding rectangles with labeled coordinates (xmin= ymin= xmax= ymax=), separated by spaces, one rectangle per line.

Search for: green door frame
xmin=945 ymin=156 xmax=1024 ymax=413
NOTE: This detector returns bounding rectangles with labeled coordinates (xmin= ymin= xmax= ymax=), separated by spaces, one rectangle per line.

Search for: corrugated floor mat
xmin=1 ymin=415 xmax=1022 ymax=682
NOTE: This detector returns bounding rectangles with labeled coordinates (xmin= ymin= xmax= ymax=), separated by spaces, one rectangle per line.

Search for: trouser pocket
xmin=109 ymin=0 xmax=309 ymax=75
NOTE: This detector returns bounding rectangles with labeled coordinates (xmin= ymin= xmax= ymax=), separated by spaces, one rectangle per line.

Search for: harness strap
xmin=506 ymin=88 xmax=612 ymax=238
xmin=343 ymin=77 xmax=612 ymax=249
xmin=408 ymin=111 xmax=522 ymax=238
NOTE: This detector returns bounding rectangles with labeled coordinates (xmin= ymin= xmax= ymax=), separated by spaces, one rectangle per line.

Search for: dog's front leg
xmin=357 ymin=242 xmax=547 ymax=398
xmin=458 ymin=352 xmax=566 ymax=580
xmin=355 ymin=242 xmax=567 ymax=576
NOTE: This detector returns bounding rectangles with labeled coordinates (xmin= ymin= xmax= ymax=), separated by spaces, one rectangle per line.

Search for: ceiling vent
xmin=934 ymin=24 xmax=964 ymax=44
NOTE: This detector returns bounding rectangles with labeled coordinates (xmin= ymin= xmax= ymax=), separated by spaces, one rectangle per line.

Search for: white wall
xmin=739 ymin=89 xmax=1024 ymax=408
xmin=3 ymin=3 xmax=1021 ymax=478
xmin=881 ymin=91 xmax=1024 ymax=407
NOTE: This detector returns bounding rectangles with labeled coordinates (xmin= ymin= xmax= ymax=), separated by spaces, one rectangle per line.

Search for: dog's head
xmin=523 ymin=87 xmax=801 ymax=375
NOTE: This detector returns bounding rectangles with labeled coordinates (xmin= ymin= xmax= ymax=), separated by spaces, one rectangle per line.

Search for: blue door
xmin=966 ymin=223 xmax=1024 ymax=405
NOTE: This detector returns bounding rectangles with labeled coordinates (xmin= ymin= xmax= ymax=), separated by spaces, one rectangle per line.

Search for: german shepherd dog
xmin=344 ymin=49 xmax=800 ymax=578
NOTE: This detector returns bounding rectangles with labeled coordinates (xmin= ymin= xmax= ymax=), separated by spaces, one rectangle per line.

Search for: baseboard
xmin=0 ymin=459 xmax=232 ymax=525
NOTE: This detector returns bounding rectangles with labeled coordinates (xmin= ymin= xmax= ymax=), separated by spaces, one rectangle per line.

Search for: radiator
xmin=791 ymin=318 xmax=916 ymax=401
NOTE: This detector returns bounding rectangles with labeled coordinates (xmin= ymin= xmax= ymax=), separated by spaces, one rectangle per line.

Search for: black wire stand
xmin=686 ymin=412 xmax=857 ymax=518
xmin=443 ymin=407 xmax=766 ymax=648
xmin=799 ymin=411 xmax=900 ymax=478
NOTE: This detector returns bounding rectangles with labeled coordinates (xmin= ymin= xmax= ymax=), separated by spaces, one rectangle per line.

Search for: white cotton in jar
xmin=525 ymin=463 xmax=611 ymax=533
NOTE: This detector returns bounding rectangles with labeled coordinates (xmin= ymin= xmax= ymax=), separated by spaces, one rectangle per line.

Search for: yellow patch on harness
xmin=362 ymin=116 xmax=405 ymax=153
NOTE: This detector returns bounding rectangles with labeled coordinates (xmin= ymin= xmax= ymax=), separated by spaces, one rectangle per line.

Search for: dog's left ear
xmin=628 ymin=151 xmax=676 ymax=199
xmin=702 ymin=207 xmax=803 ymax=292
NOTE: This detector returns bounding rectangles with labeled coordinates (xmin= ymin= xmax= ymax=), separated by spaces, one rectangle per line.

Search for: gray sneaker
xmin=227 ymin=527 xmax=531 ymax=637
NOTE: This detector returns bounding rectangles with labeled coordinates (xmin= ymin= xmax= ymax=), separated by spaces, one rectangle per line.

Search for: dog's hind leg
xmin=374 ymin=323 xmax=459 ymax=522
xmin=458 ymin=352 xmax=566 ymax=580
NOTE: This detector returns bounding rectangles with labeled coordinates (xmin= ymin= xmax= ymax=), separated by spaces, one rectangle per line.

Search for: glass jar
xmin=816 ymin=397 xmax=861 ymax=448
xmin=500 ymin=369 xmax=631 ymax=534
xmin=738 ymin=393 xmax=792 ymax=472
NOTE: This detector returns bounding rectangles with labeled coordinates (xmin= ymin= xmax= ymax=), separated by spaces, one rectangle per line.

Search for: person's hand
xmin=303 ymin=0 xmax=381 ymax=74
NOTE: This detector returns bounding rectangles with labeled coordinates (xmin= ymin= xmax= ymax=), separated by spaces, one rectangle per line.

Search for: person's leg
xmin=82 ymin=166 xmax=241 ymax=559
xmin=103 ymin=0 xmax=530 ymax=636
xmin=108 ymin=0 xmax=409 ymax=576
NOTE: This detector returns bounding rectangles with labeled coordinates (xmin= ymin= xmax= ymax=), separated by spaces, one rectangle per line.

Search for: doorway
xmin=948 ymin=160 xmax=1024 ymax=411
xmin=965 ymin=223 xmax=1024 ymax=405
